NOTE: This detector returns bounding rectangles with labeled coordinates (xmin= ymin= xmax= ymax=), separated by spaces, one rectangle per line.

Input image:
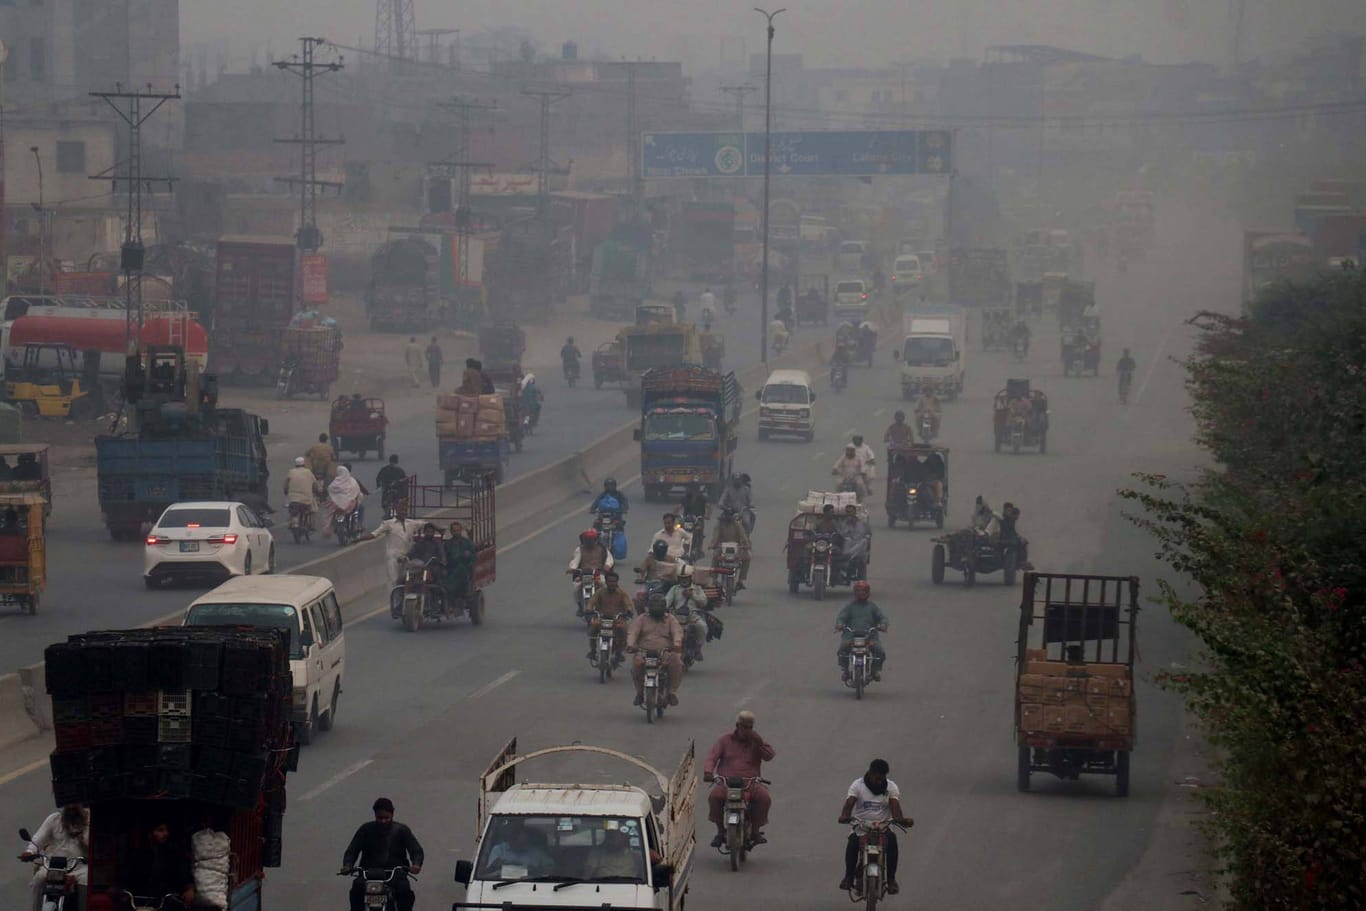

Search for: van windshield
xmin=840 ymin=242 xmax=863 ymax=255
xmin=903 ymin=336 xmax=956 ymax=366
xmin=762 ymin=384 xmax=809 ymax=405
xmin=836 ymin=282 xmax=864 ymax=294
xmin=185 ymin=603 xmax=302 ymax=659
xmin=475 ymin=815 xmax=647 ymax=884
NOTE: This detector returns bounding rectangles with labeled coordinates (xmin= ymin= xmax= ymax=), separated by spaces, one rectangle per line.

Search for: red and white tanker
xmin=0 ymin=298 xmax=209 ymax=379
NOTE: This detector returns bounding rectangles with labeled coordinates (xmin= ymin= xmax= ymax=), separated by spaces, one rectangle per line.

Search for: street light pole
xmin=755 ymin=7 xmax=784 ymax=365
xmin=30 ymin=146 xmax=45 ymax=297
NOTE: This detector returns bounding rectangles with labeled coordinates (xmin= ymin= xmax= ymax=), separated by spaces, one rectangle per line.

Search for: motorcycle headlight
xmin=907 ymin=487 xmax=918 ymax=496
xmin=815 ymin=540 xmax=830 ymax=552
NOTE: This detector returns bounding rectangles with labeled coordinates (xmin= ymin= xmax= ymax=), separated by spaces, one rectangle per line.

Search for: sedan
xmin=144 ymin=501 xmax=275 ymax=588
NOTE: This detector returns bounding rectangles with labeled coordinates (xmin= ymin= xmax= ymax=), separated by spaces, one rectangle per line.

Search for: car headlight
xmin=798 ymin=409 xmax=810 ymax=418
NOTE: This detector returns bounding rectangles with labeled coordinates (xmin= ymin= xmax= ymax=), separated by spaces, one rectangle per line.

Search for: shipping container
xmin=211 ymin=236 xmax=298 ymax=384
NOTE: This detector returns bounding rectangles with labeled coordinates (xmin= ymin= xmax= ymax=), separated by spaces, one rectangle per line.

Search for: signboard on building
xmin=470 ymin=172 xmax=539 ymax=196
xmin=300 ymin=254 xmax=329 ymax=305
xmin=642 ymin=130 xmax=951 ymax=178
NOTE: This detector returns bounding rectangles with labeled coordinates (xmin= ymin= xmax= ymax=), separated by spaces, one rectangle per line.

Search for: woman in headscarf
xmin=324 ymin=465 xmax=364 ymax=536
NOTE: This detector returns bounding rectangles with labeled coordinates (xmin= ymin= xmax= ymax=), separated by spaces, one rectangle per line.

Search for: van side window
xmin=322 ymin=591 xmax=343 ymax=637
xmin=300 ymin=609 xmax=315 ymax=648
xmin=309 ymin=603 xmax=329 ymax=644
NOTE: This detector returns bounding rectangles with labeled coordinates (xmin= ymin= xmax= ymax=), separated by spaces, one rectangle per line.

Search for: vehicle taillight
xmin=206 ymin=533 xmax=238 ymax=545
xmin=146 ymin=535 xmax=167 ymax=546
xmin=861 ymin=293 xmax=868 ymax=300
xmin=891 ymin=275 xmax=897 ymax=281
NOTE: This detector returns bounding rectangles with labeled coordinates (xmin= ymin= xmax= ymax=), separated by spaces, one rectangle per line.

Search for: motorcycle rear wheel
xmin=813 ymin=571 xmax=826 ymax=601
xmin=644 ymin=685 xmax=656 ymax=724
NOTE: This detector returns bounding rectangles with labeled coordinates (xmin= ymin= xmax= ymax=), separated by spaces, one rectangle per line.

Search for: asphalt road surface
xmin=0 ymin=206 xmax=1233 ymax=909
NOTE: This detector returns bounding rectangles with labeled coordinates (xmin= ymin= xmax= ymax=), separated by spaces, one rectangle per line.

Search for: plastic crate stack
xmin=44 ymin=628 xmax=294 ymax=863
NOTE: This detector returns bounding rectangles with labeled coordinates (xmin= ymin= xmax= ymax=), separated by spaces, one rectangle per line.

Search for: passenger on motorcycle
xmin=306 ymin=432 xmax=337 ymax=481
xmin=711 ymin=507 xmax=752 ymax=589
xmin=285 ymin=456 xmax=318 ymax=527
xmin=568 ymin=528 xmax=614 ymax=575
xmin=586 ymin=571 xmax=633 ymax=660
xmin=913 ymin=391 xmax=941 ymax=437
xmin=883 ymin=410 xmax=915 ymax=446
xmin=837 ymin=759 xmax=913 ymax=894
xmin=340 ymin=798 xmax=424 ymax=911
xmin=22 ymin=804 xmax=89 ymax=911
xmin=972 ymin=495 xmax=995 ymax=531
xmin=627 ymin=598 xmax=685 ymax=706
xmin=651 ymin=513 xmax=692 ymax=561
xmin=665 ymin=571 xmax=711 ymax=661
xmin=444 ymin=521 xmax=478 ymax=598
xmin=590 ymin=477 xmax=629 ymax=516
xmin=851 ymin=435 xmax=876 ymax=482
xmin=831 ymin=444 xmax=869 ymax=500
xmin=325 ymin=465 xmax=366 ymax=535
xmin=838 ymin=504 xmax=871 ymax=581
xmin=704 ymin=711 xmax=776 ymax=848
xmin=836 ymin=581 xmax=888 ymax=681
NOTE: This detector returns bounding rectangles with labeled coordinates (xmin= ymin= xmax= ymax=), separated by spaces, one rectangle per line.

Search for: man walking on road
xmin=404 ymin=337 xmax=424 ymax=388
xmin=425 ymin=336 xmax=444 ymax=388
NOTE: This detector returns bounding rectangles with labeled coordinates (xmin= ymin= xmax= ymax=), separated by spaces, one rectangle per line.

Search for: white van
xmin=892 ymin=255 xmax=924 ymax=295
xmin=184 ymin=574 xmax=345 ymax=745
xmin=756 ymin=368 xmax=816 ymax=441
xmin=836 ymin=240 xmax=868 ymax=273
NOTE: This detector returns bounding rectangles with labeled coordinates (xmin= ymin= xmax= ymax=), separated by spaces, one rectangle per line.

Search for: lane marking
xmin=0 ymin=758 xmax=46 ymax=787
xmin=468 ymin=670 xmax=520 ymax=700
xmin=300 ymin=759 xmax=373 ymax=801
xmin=1134 ymin=315 xmax=1180 ymax=405
xmin=810 ymin=452 xmax=826 ymax=461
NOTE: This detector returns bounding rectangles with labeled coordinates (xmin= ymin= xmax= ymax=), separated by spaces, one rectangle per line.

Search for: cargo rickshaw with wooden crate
xmin=0 ymin=491 xmax=45 ymax=613
xmin=329 ymin=396 xmax=388 ymax=460
xmin=1014 ymin=571 xmax=1139 ymax=796
xmin=389 ymin=475 xmax=496 ymax=631
xmin=276 ymin=323 xmax=342 ymax=400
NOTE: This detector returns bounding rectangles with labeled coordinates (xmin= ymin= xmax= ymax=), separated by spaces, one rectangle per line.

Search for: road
xmin=0 ymin=202 xmax=1234 ymax=909
xmin=0 ymin=287 xmax=773 ymax=672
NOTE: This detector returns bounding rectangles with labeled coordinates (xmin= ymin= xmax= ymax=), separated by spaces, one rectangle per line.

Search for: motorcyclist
xmin=838 ymin=759 xmax=913 ymax=894
xmin=23 ymin=804 xmax=89 ymax=911
xmin=340 ymin=797 xmax=423 ymax=911
xmin=406 ymin=523 xmax=446 ymax=570
xmin=585 ymin=571 xmax=633 ymax=661
xmin=835 ymin=581 xmax=888 ymax=681
xmin=520 ymin=373 xmax=544 ymax=428
xmin=636 ymin=538 xmax=685 ymax=586
xmin=704 ymin=711 xmax=775 ymax=848
xmin=835 ymin=321 xmax=859 ymax=354
xmin=883 ymin=410 xmax=914 ymax=446
xmin=589 ymin=477 xmax=629 ymax=516
xmin=913 ymin=390 xmax=941 ymax=438
xmin=830 ymin=340 xmax=851 ymax=386
xmin=568 ymin=529 xmax=615 ymax=614
xmin=850 ymin=435 xmax=876 ymax=483
xmin=831 ymin=444 xmax=869 ymax=501
xmin=858 ymin=321 xmax=878 ymax=359
xmin=651 ymin=513 xmax=692 ymax=561
xmin=285 ymin=456 xmax=318 ymax=530
xmin=838 ymin=503 xmax=871 ymax=582
xmin=998 ymin=502 xmax=1032 ymax=569
xmin=665 ymin=570 xmax=711 ymax=662
xmin=444 ymin=520 xmax=478 ymax=599
xmin=305 ymin=432 xmax=337 ymax=481
xmin=770 ymin=317 xmax=791 ymax=353
xmin=711 ymin=507 xmax=752 ymax=590
xmin=626 ymin=596 xmax=685 ymax=706
xmin=561 ymin=336 xmax=582 ymax=380
xmin=699 ymin=287 xmax=717 ymax=321
xmin=375 ymin=454 xmax=407 ymax=510
xmin=356 ymin=503 xmax=425 ymax=587
xmin=678 ymin=483 xmax=708 ymax=521
xmin=718 ymin=473 xmax=752 ymax=513
xmin=325 ymin=465 xmax=365 ymax=536
xmin=1011 ymin=319 xmax=1032 ymax=353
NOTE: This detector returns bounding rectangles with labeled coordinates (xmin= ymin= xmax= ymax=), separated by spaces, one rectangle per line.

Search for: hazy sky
xmin=185 ymin=1 xmax=1366 ymax=72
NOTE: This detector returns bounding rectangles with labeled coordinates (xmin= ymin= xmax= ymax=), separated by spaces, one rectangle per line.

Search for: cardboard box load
xmin=436 ymin=393 xmax=505 ymax=441
xmin=1017 ymin=660 xmax=1133 ymax=739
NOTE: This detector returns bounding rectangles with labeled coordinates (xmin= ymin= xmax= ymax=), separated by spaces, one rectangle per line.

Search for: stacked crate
xmin=435 ymin=392 xmax=506 ymax=440
xmin=1016 ymin=648 xmax=1133 ymax=738
xmin=44 ymin=629 xmax=295 ymax=868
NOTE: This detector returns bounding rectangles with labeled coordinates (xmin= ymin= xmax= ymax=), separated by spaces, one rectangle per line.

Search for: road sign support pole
xmin=756 ymin=7 xmax=785 ymax=365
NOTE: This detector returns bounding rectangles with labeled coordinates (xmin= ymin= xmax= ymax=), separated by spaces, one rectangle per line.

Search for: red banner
xmin=300 ymin=253 xmax=328 ymax=305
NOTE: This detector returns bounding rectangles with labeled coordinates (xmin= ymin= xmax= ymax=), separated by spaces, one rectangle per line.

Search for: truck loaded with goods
xmin=276 ymin=312 xmax=342 ymax=401
xmin=210 ymin=237 xmax=298 ymax=385
xmin=436 ymin=392 xmax=509 ymax=485
xmin=366 ymin=235 xmax=440 ymax=333
xmin=636 ymin=365 xmax=741 ymax=501
xmin=42 ymin=626 xmax=298 ymax=911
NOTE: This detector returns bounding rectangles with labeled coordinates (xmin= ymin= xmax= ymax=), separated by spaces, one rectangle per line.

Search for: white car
xmin=144 ymin=501 xmax=275 ymax=588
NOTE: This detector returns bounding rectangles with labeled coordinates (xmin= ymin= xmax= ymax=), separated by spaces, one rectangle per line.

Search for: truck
xmin=1241 ymin=230 xmax=1316 ymax=303
xmin=617 ymin=310 xmax=702 ymax=409
xmin=590 ymin=240 xmax=653 ymax=320
xmin=436 ymin=392 xmax=510 ymax=485
xmin=1015 ymin=571 xmax=1140 ymax=797
xmin=454 ymin=738 xmax=695 ymax=911
xmin=1111 ymin=191 xmax=1155 ymax=261
xmin=366 ymin=234 xmax=440 ymax=332
xmin=210 ymin=236 xmax=298 ymax=385
xmin=95 ymin=347 xmax=271 ymax=539
xmin=43 ymin=626 xmax=298 ymax=911
xmin=678 ymin=201 xmax=735 ymax=283
xmin=947 ymin=247 xmax=1011 ymax=308
xmin=636 ymin=365 xmax=741 ymax=501
xmin=896 ymin=312 xmax=966 ymax=400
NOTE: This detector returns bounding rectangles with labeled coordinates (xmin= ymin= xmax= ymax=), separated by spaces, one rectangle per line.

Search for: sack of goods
xmin=435 ymin=393 xmax=505 ymax=440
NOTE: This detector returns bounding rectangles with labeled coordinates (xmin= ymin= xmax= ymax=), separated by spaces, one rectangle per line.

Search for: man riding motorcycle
xmin=711 ymin=507 xmax=752 ymax=590
xmin=22 ymin=804 xmax=89 ymax=911
xmin=829 ymin=341 xmax=851 ymax=387
xmin=837 ymin=759 xmax=913 ymax=895
xmin=831 ymin=444 xmax=869 ymax=501
xmin=1011 ymin=319 xmax=1032 ymax=355
xmin=665 ymin=571 xmax=711 ymax=662
xmin=913 ymin=390 xmax=941 ymax=438
xmin=836 ymin=581 xmax=888 ymax=681
xmin=704 ymin=711 xmax=776 ymax=848
xmin=340 ymin=797 xmax=424 ymax=911
xmin=375 ymin=454 xmax=407 ymax=511
xmin=561 ymin=336 xmax=582 ymax=382
xmin=838 ymin=503 xmax=872 ymax=582
xmin=627 ymin=597 xmax=685 ymax=706
xmin=285 ymin=456 xmax=318 ymax=532
xmin=585 ymin=571 xmax=633 ymax=661
xmin=568 ymin=528 xmax=615 ymax=614
xmin=850 ymin=435 xmax=876 ymax=483
xmin=883 ymin=410 xmax=914 ymax=446
xmin=590 ymin=477 xmax=629 ymax=516
xmin=651 ymin=513 xmax=692 ymax=561
xmin=305 ymin=432 xmax=337 ymax=481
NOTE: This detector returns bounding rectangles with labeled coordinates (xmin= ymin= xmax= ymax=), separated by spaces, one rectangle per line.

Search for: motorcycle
xmin=1012 ymin=335 xmax=1029 ymax=361
xmin=714 ymin=775 xmax=771 ymax=871
xmin=840 ymin=626 xmax=883 ymax=699
xmin=341 ymin=866 xmax=415 ymax=911
xmin=332 ymin=506 xmax=362 ymax=547
xmin=570 ymin=568 xmax=601 ymax=618
xmin=836 ymin=476 xmax=866 ymax=504
xmin=845 ymin=820 xmax=907 ymax=908
xmin=563 ymin=357 xmax=580 ymax=387
xmin=808 ymin=532 xmax=837 ymax=601
xmin=1118 ymin=370 xmax=1133 ymax=405
xmin=714 ymin=541 xmax=742 ymax=605
xmin=18 ymin=829 xmax=84 ymax=911
xmin=676 ymin=603 xmax=705 ymax=668
xmin=637 ymin=648 xmax=672 ymax=723
xmin=396 ymin=557 xmax=446 ymax=633
xmin=682 ymin=514 xmax=706 ymax=560
xmin=288 ymin=501 xmax=315 ymax=544
xmin=831 ymin=362 xmax=849 ymax=393
xmin=586 ymin=610 xmax=621 ymax=683
xmin=916 ymin=412 xmax=937 ymax=444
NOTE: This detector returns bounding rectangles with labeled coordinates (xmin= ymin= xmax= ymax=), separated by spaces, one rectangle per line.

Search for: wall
xmin=3 ymin=113 xmax=119 ymax=211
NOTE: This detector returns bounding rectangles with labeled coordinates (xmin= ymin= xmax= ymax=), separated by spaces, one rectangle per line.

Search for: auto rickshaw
xmin=329 ymin=396 xmax=388 ymax=459
xmin=785 ymin=494 xmax=872 ymax=601
xmin=0 ymin=492 xmax=45 ymax=613
xmin=885 ymin=444 xmax=949 ymax=528
xmin=993 ymin=380 xmax=1049 ymax=454
xmin=0 ymin=444 xmax=52 ymax=516
xmin=795 ymin=285 xmax=830 ymax=327
xmin=592 ymin=341 xmax=627 ymax=389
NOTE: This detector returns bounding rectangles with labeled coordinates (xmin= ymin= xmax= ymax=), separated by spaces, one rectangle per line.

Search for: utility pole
xmin=29 ymin=147 xmax=45 ymax=297
xmin=416 ymin=28 xmax=459 ymax=65
xmin=523 ymin=86 xmax=572 ymax=216
xmin=89 ymin=83 xmax=181 ymax=348
xmin=274 ymin=37 xmax=344 ymax=254
xmin=720 ymin=83 xmax=757 ymax=130
xmin=755 ymin=8 xmax=785 ymax=364
xmin=436 ymin=97 xmax=496 ymax=290
xmin=622 ymin=62 xmax=642 ymax=213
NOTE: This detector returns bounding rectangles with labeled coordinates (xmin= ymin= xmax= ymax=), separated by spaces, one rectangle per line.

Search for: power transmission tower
xmin=274 ymin=37 xmax=344 ymax=253
xmin=522 ymin=86 xmax=572 ymax=215
xmin=435 ymin=97 xmax=496 ymax=288
xmin=88 ymin=83 xmax=181 ymax=348
xmin=720 ymin=83 xmax=757 ymax=129
xmin=374 ymin=0 xmax=417 ymax=61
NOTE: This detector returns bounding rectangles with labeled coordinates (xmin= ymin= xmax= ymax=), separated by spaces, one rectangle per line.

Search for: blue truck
xmin=439 ymin=437 xmax=509 ymax=486
xmin=635 ymin=365 xmax=741 ymax=502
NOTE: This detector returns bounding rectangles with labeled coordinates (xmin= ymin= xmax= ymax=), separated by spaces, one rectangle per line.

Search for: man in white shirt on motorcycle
xmin=22 ymin=805 xmax=89 ymax=911
xmin=831 ymin=444 xmax=869 ymax=501
xmin=650 ymin=513 xmax=693 ymax=561
xmin=850 ymin=435 xmax=877 ymax=483
xmin=699 ymin=287 xmax=717 ymax=319
xmin=837 ymin=759 xmax=913 ymax=895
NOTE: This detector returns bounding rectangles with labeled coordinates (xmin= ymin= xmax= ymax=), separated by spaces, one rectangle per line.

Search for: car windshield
xmin=903 ymin=336 xmax=956 ymax=366
xmin=185 ymin=603 xmax=302 ymax=659
xmin=158 ymin=508 xmax=231 ymax=529
xmin=644 ymin=413 xmax=716 ymax=441
xmin=475 ymin=815 xmax=647 ymax=884
xmin=895 ymin=259 xmax=920 ymax=273
xmin=840 ymin=242 xmax=863 ymax=255
xmin=762 ymin=384 xmax=809 ymax=404
xmin=836 ymin=282 xmax=864 ymax=294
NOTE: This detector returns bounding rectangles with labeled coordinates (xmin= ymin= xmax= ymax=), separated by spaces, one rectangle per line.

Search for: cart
xmin=1015 ymin=281 xmax=1043 ymax=318
xmin=993 ymin=380 xmax=1049 ymax=454
xmin=592 ymin=342 xmax=627 ymax=389
xmin=0 ymin=492 xmax=45 ymax=613
xmin=930 ymin=524 xmax=1025 ymax=586
xmin=0 ymin=444 xmax=52 ymax=516
xmin=478 ymin=324 xmax=526 ymax=373
xmin=981 ymin=307 xmax=1013 ymax=351
xmin=1015 ymin=572 xmax=1140 ymax=797
xmin=328 ymin=397 xmax=387 ymax=460
xmin=390 ymin=476 xmax=496 ymax=631
xmin=884 ymin=444 xmax=948 ymax=528
xmin=785 ymin=493 xmax=871 ymax=600
xmin=277 ymin=325 xmax=342 ymax=400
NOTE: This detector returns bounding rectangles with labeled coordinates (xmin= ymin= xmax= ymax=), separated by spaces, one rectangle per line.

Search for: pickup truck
xmin=896 ymin=312 xmax=966 ymax=400
xmin=454 ymin=738 xmax=696 ymax=910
